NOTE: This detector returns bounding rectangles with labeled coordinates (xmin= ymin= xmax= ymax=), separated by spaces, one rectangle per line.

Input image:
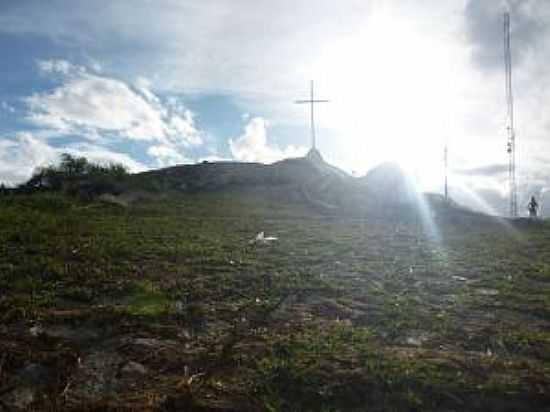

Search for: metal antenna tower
xmin=295 ymin=80 xmax=329 ymax=150
xmin=504 ymin=12 xmax=517 ymax=217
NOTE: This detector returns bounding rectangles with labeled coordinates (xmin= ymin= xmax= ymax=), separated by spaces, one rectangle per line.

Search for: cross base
xmin=306 ymin=147 xmax=323 ymax=163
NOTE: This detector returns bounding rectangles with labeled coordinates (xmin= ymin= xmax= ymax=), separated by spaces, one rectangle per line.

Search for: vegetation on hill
xmin=18 ymin=153 xmax=129 ymax=199
xmin=1 ymin=185 xmax=550 ymax=411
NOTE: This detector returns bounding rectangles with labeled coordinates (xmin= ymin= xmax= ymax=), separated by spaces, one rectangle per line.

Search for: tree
xmin=59 ymin=153 xmax=89 ymax=177
xmin=19 ymin=153 xmax=129 ymax=197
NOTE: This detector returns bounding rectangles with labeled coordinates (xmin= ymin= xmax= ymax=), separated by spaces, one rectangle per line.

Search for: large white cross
xmin=294 ymin=80 xmax=329 ymax=150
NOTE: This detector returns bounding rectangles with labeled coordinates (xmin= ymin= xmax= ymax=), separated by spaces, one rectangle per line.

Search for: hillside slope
xmin=1 ymin=187 xmax=550 ymax=411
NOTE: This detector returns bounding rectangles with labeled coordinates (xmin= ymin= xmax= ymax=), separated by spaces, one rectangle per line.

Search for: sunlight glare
xmin=314 ymin=8 xmax=460 ymax=191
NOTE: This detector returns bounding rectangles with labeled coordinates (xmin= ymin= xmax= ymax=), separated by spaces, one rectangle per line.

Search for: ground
xmin=1 ymin=190 xmax=550 ymax=411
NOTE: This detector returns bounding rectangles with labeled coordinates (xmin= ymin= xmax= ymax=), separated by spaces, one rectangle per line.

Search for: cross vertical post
xmin=444 ymin=143 xmax=448 ymax=201
xmin=310 ymin=80 xmax=315 ymax=149
xmin=295 ymin=80 xmax=329 ymax=151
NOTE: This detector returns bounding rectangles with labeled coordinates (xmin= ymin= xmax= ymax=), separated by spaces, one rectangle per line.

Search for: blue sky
xmin=1 ymin=0 xmax=550 ymax=215
xmin=0 ymin=2 xmax=312 ymax=182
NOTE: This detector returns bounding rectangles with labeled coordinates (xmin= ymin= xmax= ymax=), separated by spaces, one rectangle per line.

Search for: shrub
xmin=19 ymin=153 xmax=129 ymax=198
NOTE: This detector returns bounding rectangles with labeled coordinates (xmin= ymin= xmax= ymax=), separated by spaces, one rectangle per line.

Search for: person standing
xmin=528 ymin=196 xmax=539 ymax=219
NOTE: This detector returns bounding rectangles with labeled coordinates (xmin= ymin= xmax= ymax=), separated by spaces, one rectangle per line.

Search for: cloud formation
xmin=37 ymin=59 xmax=76 ymax=76
xmin=24 ymin=60 xmax=203 ymax=167
xmin=146 ymin=145 xmax=188 ymax=167
xmin=28 ymin=60 xmax=202 ymax=144
xmin=0 ymin=133 xmax=58 ymax=185
xmin=229 ymin=117 xmax=306 ymax=164
xmin=465 ymin=0 xmax=548 ymax=71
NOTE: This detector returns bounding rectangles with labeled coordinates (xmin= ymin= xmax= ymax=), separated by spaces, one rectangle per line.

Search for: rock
xmin=403 ymin=331 xmax=430 ymax=347
xmin=120 ymin=361 xmax=147 ymax=376
xmin=177 ymin=328 xmax=192 ymax=340
xmin=67 ymin=350 xmax=123 ymax=403
xmin=174 ymin=301 xmax=185 ymax=314
xmin=30 ymin=324 xmax=100 ymax=343
xmin=98 ymin=193 xmax=128 ymax=207
xmin=3 ymin=386 xmax=35 ymax=410
xmin=17 ymin=363 xmax=51 ymax=388
xmin=42 ymin=325 xmax=100 ymax=343
xmin=476 ymin=288 xmax=499 ymax=296
xmin=0 ymin=363 xmax=54 ymax=410
xmin=133 ymin=337 xmax=163 ymax=348
xmin=29 ymin=325 xmax=44 ymax=337
xmin=132 ymin=337 xmax=177 ymax=349
xmin=406 ymin=336 xmax=424 ymax=346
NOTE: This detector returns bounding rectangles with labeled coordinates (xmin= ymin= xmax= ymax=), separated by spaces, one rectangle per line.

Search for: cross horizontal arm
xmin=294 ymin=99 xmax=330 ymax=104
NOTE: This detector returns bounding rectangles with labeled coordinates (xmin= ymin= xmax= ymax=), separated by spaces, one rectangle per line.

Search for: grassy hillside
xmin=1 ymin=190 xmax=550 ymax=411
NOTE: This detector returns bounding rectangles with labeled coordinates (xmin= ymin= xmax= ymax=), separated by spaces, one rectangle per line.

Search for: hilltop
xmin=124 ymin=149 xmax=474 ymax=222
xmin=135 ymin=148 xmax=348 ymax=191
xmin=1 ymin=153 xmax=549 ymax=411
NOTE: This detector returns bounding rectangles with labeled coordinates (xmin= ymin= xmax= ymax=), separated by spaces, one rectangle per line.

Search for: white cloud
xmin=25 ymin=60 xmax=203 ymax=166
xmin=1 ymin=101 xmax=15 ymax=113
xmin=147 ymin=145 xmax=188 ymax=167
xmin=134 ymin=76 xmax=159 ymax=104
xmin=0 ymin=133 xmax=58 ymax=185
xmin=37 ymin=59 xmax=77 ymax=75
xmin=164 ymin=106 xmax=202 ymax=147
xmin=229 ymin=117 xmax=306 ymax=163
xmin=27 ymin=65 xmax=162 ymax=140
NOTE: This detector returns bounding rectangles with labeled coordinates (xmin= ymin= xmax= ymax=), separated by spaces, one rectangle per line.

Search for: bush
xmin=19 ymin=153 xmax=129 ymax=198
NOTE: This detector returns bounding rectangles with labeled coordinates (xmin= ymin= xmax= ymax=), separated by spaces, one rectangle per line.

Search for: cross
xmin=294 ymin=80 xmax=329 ymax=150
xmin=444 ymin=143 xmax=448 ymax=201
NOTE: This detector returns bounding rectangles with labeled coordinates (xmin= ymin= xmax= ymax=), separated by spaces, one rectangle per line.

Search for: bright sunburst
xmin=311 ymin=8 xmax=463 ymax=191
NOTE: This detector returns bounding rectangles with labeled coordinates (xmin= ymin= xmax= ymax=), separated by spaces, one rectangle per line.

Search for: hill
xmin=1 ymin=155 xmax=550 ymax=411
xmin=129 ymin=149 xmax=354 ymax=211
xmin=128 ymin=150 xmax=471 ymax=220
xmin=134 ymin=148 xmax=347 ymax=190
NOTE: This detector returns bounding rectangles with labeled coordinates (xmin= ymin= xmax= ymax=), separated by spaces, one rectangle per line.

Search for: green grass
xmin=120 ymin=279 xmax=173 ymax=316
xmin=1 ymin=190 xmax=550 ymax=411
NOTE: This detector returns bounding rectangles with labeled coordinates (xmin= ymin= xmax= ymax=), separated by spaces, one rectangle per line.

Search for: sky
xmin=0 ymin=0 xmax=549 ymax=216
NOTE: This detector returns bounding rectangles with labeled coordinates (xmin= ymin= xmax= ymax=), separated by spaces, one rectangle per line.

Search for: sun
xmin=311 ymin=8 xmax=460 ymax=192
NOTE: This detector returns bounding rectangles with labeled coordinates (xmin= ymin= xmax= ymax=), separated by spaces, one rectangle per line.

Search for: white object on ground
xmin=251 ymin=231 xmax=278 ymax=244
